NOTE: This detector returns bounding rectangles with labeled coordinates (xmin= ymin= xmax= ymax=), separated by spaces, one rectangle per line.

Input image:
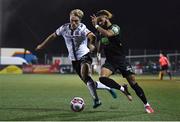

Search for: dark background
xmin=1 ymin=0 xmax=180 ymax=55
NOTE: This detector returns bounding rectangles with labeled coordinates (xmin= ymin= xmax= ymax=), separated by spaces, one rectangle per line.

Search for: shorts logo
xmin=126 ymin=66 xmax=134 ymax=73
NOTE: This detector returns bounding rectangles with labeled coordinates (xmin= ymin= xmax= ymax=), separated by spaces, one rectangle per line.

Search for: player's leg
xmin=160 ymin=71 xmax=164 ymax=80
xmin=81 ymin=62 xmax=101 ymax=108
xmin=72 ymin=61 xmax=85 ymax=82
xmin=125 ymin=74 xmax=154 ymax=113
xmin=95 ymin=81 xmax=117 ymax=98
xmin=119 ymin=62 xmax=154 ymax=113
xmin=94 ymin=60 xmax=117 ymax=98
xmin=159 ymin=71 xmax=163 ymax=80
xmin=163 ymin=65 xmax=172 ymax=80
xmin=95 ymin=81 xmax=111 ymax=90
xmin=166 ymin=66 xmax=172 ymax=80
xmin=72 ymin=60 xmax=101 ymax=108
xmin=160 ymin=66 xmax=166 ymax=80
xmin=167 ymin=70 xmax=172 ymax=80
xmin=99 ymin=66 xmax=132 ymax=101
xmin=159 ymin=66 xmax=164 ymax=80
xmin=126 ymin=74 xmax=147 ymax=104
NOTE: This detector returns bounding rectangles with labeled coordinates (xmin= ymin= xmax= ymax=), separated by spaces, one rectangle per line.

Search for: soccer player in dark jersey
xmin=91 ymin=10 xmax=154 ymax=113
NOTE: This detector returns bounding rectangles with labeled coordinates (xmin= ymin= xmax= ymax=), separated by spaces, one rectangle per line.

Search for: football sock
xmin=160 ymin=73 xmax=164 ymax=80
xmin=158 ymin=72 xmax=161 ymax=79
xmin=131 ymin=83 xmax=147 ymax=104
xmin=99 ymin=77 xmax=124 ymax=91
xmin=167 ymin=72 xmax=172 ymax=80
xmin=95 ymin=81 xmax=111 ymax=90
xmin=144 ymin=102 xmax=150 ymax=107
xmin=86 ymin=76 xmax=99 ymax=100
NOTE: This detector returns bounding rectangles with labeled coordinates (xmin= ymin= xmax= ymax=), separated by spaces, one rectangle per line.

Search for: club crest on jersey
xmin=101 ymin=37 xmax=109 ymax=45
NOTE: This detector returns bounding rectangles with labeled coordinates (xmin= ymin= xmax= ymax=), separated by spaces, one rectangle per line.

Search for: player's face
xmin=97 ymin=16 xmax=108 ymax=28
xmin=70 ymin=15 xmax=80 ymax=30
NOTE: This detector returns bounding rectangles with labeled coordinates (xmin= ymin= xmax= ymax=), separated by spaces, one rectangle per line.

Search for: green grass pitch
xmin=0 ymin=74 xmax=180 ymax=121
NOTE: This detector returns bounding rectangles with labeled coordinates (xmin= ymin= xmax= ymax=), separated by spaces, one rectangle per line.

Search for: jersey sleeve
xmin=164 ymin=57 xmax=169 ymax=64
xmin=111 ymin=24 xmax=120 ymax=36
xmin=55 ymin=25 xmax=65 ymax=36
xmin=81 ymin=25 xmax=91 ymax=36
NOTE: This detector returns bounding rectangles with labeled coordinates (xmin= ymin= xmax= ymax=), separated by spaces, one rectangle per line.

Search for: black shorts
xmin=161 ymin=65 xmax=169 ymax=71
xmin=102 ymin=59 xmax=135 ymax=77
xmin=72 ymin=53 xmax=92 ymax=78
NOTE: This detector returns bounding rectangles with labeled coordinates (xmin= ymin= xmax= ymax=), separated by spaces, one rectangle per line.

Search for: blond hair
xmin=70 ymin=9 xmax=84 ymax=20
xmin=96 ymin=10 xmax=113 ymax=19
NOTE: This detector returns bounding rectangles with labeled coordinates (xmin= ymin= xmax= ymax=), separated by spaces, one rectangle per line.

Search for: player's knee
xmin=81 ymin=73 xmax=88 ymax=81
xmin=81 ymin=63 xmax=90 ymax=73
xmin=81 ymin=63 xmax=88 ymax=70
xmin=81 ymin=63 xmax=90 ymax=80
xmin=127 ymin=74 xmax=136 ymax=81
xmin=130 ymin=75 xmax=136 ymax=81
xmin=126 ymin=75 xmax=136 ymax=87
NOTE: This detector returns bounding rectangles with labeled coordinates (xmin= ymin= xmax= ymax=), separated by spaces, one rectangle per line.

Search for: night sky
xmin=1 ymin=0 xmax=180 ymax=55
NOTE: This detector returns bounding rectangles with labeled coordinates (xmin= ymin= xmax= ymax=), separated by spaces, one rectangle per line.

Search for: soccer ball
xmin=70 ymin=97 xmax=85 ymax=112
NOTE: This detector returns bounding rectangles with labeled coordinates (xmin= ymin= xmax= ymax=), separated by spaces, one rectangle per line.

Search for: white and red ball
xmin=70 ymin=97 xmax=85 ymax=112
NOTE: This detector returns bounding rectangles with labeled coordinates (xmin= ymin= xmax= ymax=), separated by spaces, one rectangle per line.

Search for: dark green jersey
xmin=100 ymin=24 xmax=125 ymax=62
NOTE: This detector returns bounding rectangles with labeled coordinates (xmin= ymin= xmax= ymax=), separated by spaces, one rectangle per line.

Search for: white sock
xmin=145 ymin=102 xmax=150 ymax=107
xmin=120 ymin=86 xmax=124 ymax=92
xmin=96 ymin=81 xmax=111 ymax=90
xmin=87 ymin=81 xmax=98 ymax=100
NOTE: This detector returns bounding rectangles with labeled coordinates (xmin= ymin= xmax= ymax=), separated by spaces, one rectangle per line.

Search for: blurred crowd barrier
xmin=1 ymin=48 xmax=180 ymax=75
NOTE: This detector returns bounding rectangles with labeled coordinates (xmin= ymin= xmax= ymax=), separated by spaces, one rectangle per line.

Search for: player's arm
xmin=95 ymin=26 xmax=115 ymax=37
xmin=96 ymin=39 xmax=101 ymax=64
xmin=36 ymin=32 xmax=57 ymax=50
xmin=166 ymin=57 xmax=171 ymax=66
xmin=87 ymin=32 xmax=96 ymax=52
xmin=91 ymin=15 xmax=119 ymax=37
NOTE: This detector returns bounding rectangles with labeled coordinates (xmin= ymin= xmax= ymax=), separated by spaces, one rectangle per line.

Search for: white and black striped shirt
xmin=56 ymin=23 xmax=91 ymax=61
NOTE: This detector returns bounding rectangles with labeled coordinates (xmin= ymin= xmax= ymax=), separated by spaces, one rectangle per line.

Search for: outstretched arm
xmin=96 ymin=39 xmax=101 ymax=65
xmin=166 ymin=57 xmax=171 ymax=67
xmin=95 ymin=25 xmax=115 ymax=37
xmin=36 ymin=32 xmax=57 ymax=50
xmin=91 ymin=15 xmax=115 ymax=37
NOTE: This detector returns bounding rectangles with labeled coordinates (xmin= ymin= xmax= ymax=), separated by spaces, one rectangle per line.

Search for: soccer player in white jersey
xmin=36 ymin=9 xmax=117 ymax=108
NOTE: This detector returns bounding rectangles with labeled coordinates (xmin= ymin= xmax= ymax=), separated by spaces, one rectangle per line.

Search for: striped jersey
xmin=56 ymin=23 xmax=91 ymax=61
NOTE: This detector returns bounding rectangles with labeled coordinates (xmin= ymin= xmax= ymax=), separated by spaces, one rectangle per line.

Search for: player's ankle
xmin=144 ymin=102 xmax=150 ymax=107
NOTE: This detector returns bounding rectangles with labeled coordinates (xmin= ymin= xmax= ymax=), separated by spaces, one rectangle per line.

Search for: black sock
xmin=167 ymin=72 xmax=172 ymax=79
xmin=99 ymin=77 xmax=121 ymax=90
xmin=161 ymin=73 xmax=164 ymax=80
xmin=131 ymin=83 xmax=147 ymax=104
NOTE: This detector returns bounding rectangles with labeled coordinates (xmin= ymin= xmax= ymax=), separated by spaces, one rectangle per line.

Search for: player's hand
xmin=88 ymin=44 xmax=95 ymax=52
xmin=91 ymin=14 xmax=98 ymax=27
